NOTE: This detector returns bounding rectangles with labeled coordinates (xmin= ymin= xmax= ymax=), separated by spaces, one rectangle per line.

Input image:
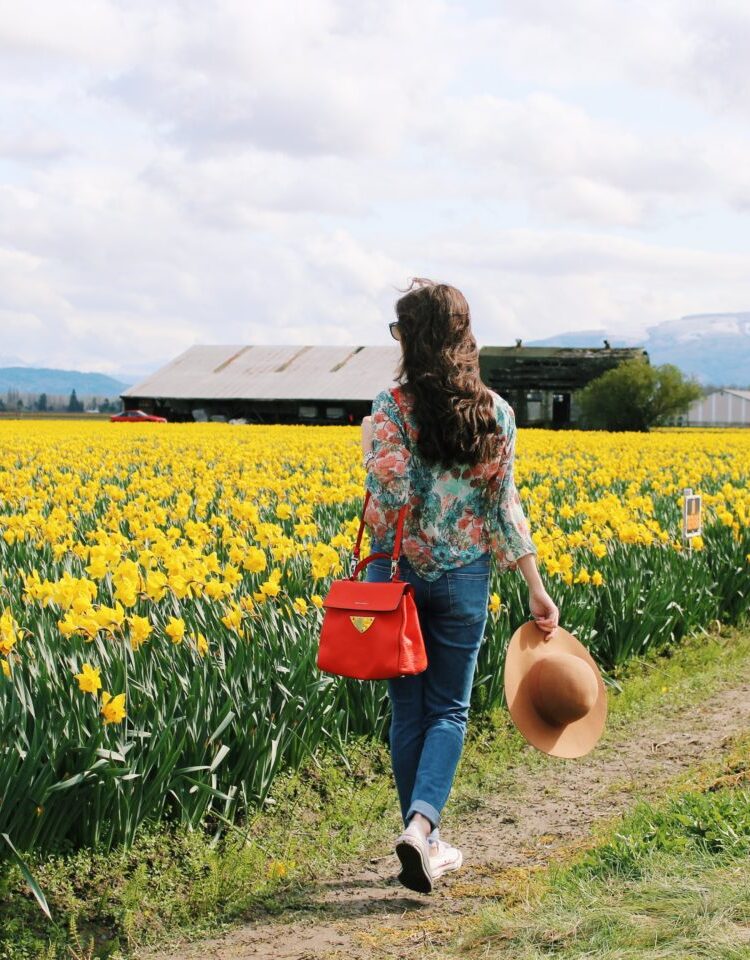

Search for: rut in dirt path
xmin=139 ymin=667 xmax=750 ymax=960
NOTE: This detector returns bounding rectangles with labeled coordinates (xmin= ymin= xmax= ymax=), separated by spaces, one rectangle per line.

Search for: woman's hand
xmin=528 ymin=586 xmax=559 ymax=636
xmin=361 ymin=416 xmax=374 ymax=456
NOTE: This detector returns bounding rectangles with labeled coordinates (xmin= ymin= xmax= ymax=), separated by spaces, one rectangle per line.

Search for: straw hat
xmin=504 ymin=620 xmax=607 ymax=758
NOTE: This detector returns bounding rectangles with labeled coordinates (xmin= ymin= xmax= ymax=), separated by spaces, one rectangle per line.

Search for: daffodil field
xmin=1 ymin=421 xmax=749 ymax=857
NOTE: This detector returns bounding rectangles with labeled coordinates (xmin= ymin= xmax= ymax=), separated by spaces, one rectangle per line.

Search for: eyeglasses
xmin=389 ymin=321 xmax=400 ymax=340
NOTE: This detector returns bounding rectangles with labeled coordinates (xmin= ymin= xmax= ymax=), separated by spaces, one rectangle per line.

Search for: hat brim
xmin=504 ymin=621 xmax=607 ymax=758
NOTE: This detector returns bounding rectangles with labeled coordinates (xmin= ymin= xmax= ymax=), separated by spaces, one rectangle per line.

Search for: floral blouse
xmin=363 ymin=385 xmax=538 ymax=580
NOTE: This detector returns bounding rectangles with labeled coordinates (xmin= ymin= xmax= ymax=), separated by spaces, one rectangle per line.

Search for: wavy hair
xmin=393 ymin=278 xmax=504 ymax=469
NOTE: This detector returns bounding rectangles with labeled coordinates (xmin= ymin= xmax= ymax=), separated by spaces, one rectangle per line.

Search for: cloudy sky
xmin=3 ymin=0 xmax=750 ymax=376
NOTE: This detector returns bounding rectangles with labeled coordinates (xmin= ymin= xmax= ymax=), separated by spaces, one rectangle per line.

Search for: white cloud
xmin=93 ymin=0 xmax=460 ymax=159
xmin=0 ymin=0 xmax=139 ymax=67
xmin=0 ymin=127 xmax=69 ymax=161
xmin=2 ymin=0 xmax=750 ymax=372
xmin=427 ymin=229 xmax=750 ymax=342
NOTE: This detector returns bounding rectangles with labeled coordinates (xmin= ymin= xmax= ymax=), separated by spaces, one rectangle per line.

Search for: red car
xmin=110 ymin=409 xmax=167 ymax=423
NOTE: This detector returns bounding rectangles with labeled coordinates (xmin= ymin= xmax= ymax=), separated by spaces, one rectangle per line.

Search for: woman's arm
xmin=361 ymin=416 xmax=374 ymax=460
xmin=361 ymin=390 xmax=411 ymax=509
xmin=515 ymin=552 xmax=545 ymax=592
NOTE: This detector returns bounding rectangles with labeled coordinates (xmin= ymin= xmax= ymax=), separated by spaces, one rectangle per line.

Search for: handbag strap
xmin=351 ymin=488 xmax=408 ymax=581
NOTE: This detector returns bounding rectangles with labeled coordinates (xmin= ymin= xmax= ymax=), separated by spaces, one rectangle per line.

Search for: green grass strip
xmin=455 ymin=731 xmax=750 ymax=960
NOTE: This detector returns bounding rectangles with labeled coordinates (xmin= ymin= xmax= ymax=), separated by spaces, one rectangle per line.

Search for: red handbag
xmin=317 ymin=490 xmax=427 ymax=680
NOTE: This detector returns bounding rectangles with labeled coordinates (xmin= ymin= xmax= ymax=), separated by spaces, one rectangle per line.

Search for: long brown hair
xmin=393 ymin=278 xmax=504 ymax=469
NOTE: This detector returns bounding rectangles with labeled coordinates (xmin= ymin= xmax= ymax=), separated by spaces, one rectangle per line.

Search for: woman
xmin=361 ymin=278 xmax=559 ymax=895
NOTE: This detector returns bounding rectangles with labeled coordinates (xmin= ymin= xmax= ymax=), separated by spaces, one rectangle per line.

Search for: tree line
xmin=0 ymin=389 xmax=122 ymax=413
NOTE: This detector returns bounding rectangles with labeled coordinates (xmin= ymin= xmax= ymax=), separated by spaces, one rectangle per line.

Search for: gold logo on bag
xmin=350 ymin=616 xmax=375 ymax=633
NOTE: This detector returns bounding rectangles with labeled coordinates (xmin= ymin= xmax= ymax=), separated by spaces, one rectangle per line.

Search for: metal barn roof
xmin=122 ymin=345 xmax=403 ymax=402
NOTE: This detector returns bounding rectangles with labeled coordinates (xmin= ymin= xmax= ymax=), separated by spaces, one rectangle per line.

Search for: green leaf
xmin=1 ymin=833 xmax=51 ymax=920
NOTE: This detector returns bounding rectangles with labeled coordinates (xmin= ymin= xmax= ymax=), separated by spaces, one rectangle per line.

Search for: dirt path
xmin=140 ymin=662 xmax=750 ymax=960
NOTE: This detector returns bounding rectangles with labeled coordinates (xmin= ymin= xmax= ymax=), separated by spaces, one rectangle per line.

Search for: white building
xmin=678 ymin=388 xmax=750 ymax=427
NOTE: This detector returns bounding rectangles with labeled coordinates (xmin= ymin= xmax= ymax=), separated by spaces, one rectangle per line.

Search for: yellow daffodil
xmin=0 ymin=610 xmax=20 ymax=656
xmin=221 ymin=605 xmax=243 ymax=632
xmin=74 ymin=662 xmax=102 ymax=695
xmin=204 ymin=579 xmax=232 ymax=600
xmin=101 ymin=691 xmax=126 ymax=724
xmin=240 ymin=547 xmax=268 ymax=573
xmin=165 ymin=617 xmax=186 ymax=644
xmin=144 ymin=570 xmax=168 ymax=602
xmin=128 ymin=615 xmax=152 ymax=650
xmin=93 ymin=603 xmax=126 ymax=634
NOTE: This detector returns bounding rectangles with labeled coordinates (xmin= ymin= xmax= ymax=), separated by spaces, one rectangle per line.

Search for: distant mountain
xmin=523 ymin=328 xmax=641 ymax=349
xmin=0 ymin=367 xmax=130 ymax=397
xmin=641 ymin=314 xmax=750 ymax=387
xmin=526 ymin=313 xmax=750 ymax=387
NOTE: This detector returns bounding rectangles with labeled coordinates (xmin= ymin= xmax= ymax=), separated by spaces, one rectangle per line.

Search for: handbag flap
xmin=323 ymin=579 xmax=411 ymax=613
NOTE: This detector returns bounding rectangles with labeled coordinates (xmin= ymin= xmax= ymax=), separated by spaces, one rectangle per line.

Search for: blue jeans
xmin=364 ymin=548 xmax=491 ymax=841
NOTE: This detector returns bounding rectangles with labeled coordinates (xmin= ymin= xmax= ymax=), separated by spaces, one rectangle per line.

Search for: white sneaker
xmin=428 ymin=838 xmax=463 ymax=879
xmin=395 ymin=825 xmax=433 ymax=894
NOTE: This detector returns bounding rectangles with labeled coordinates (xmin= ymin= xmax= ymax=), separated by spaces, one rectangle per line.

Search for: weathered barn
xmin=479 ymin=341 xmax=649 ymax=427
xmin=122 ymin=341 xmax=648 ymax=427
xmin=678 ymin=388 xmax=750 ymax=427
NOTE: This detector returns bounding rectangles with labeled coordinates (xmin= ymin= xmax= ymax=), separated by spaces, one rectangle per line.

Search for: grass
xmin=452 ymin=731 xmax=750 ymax=959
xmin=463 ymin=857 xmax=750 ymax=959
xmin=1 ymin=618 xmax=749 ymax=960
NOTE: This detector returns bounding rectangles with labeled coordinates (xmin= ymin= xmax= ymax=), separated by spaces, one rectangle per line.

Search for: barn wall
xmin=126 ymin=396 xmax=372 ymax=425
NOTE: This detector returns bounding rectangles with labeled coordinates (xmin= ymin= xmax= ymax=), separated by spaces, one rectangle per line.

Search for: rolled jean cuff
xmin=407 ymin=799 xmax=440 ymax=832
